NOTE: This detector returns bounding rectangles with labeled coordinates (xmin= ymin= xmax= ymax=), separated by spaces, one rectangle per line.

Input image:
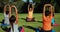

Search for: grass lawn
xmin=0 ymin=13 xmax=60 ymax=32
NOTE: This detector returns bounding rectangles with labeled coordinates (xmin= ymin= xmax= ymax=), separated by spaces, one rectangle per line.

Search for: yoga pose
xmin=4 ymin=4 xmax=11 ymax=25
xmin=26 ymin=3 xmax=35 ymax=22
xmin=10 ymin=5 xmax=19 ymax=32
xmin=42 ymin=4 xmax=53 ymax=32
xmin=28 ymin=4 xmax=34 ymax=18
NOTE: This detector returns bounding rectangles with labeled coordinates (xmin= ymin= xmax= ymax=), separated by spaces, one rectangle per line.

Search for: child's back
xmin=43 ymin=15 xmax=52 ymax=30
xmin=4 ymin=11 xmax=10 ymax=25
xmin=9 ymin=15 xmax=19 ymax=32
xmin=42 ymin=10 xmax=53 ymax=32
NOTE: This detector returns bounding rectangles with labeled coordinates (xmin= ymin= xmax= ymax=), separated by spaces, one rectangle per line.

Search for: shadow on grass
xmin=37 ymin=21 xmax=43 ymax=23
xmin=20 ymin=18 xmax=26 ymax=20
xmin=23 ymin=25 xmax=36 ymax=31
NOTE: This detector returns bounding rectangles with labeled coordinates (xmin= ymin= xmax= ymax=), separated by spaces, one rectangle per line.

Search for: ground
xmin=0 ymin=13 xmax=60 ymax=32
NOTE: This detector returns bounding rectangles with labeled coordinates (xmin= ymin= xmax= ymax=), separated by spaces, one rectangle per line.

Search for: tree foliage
xmin=0 ymin=0 xmax=60 ymax=13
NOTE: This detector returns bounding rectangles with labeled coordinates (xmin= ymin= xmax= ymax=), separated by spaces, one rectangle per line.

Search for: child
xmin=9 ymin=15 xmax=19 ymax=32
xmin=28 ymin=4 xmax=34 ymax=19
xmin=4 ymin=11 xmax=10 ymax=25
xmin=36 ymin=8 xmax=53 ymax=32
xmin=1 ymin=15 xmax=18 ymax=32
xmin=26 ymin=3 xmax=35 ymax=22
xmin=9 ymin=5 xmax=24 ymax=32
xmin=42 ymin=7 xmax=53 ymax=32
xmin=9 ymin=15 xmax=24 ymax=32
xmin=51 ymin=13 xmax=55 ymax=32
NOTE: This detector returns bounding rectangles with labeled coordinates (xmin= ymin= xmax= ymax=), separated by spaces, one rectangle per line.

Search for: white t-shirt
xmin=4 ymin=13 xmax=10 ymax=24
xmin=10 ymin=23 xmax=19 ymax=32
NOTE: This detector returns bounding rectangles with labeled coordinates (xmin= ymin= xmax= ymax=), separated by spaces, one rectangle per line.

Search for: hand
xmin=11 ymin=5 xmax=16 ymax=8
xmin=44 ymin=4 xmax=52 ymax=7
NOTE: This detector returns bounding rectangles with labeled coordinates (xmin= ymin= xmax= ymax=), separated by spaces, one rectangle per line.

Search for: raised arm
xmin=11 ymin=5 xmax=18 ymax=24
xmin=50 ymin=6 xmax=53 ymax=16
xmin=4 ymin=4 xmax=11 ymax=17
xmin=44 ymin=4 xmax=53 ymax=17
xmin=32 ymin=4 xmax=34 ymax=11
xmin=43 ymin=5 xmax=45 ymax=17
xmin=9 ymin=6 xmax=11 ymax=17
xmin=44 ymin=4 xmax=52 ymax=7
xmin=28 ymin=4 xmax=30 ymax=11
xmin=4 ymin=5 xmax=6 ymax=14
xmin=4 ymin=4 xmax=9 ymax=13
xmin=4 ymin=5 xmax=8 ymax=13
xmin=52 ymin=6 xmax=55 ymax=15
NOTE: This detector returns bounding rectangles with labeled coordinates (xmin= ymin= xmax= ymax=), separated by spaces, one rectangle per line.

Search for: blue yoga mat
xmin=52 ymin=29 xmax=55 ymax=32
xmin=0 ymin=24 xmax=10 ymax=26
xmin=36 ymin=28 xmax=40 ymax=32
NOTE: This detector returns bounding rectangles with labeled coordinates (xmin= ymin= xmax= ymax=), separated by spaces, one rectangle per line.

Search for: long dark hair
xmin=9 ymin=15 xmax=16 ymax=32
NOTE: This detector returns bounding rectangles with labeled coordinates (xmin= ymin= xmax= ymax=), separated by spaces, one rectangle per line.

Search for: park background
xmin=0 ymin=0 xmax=60 ymax=32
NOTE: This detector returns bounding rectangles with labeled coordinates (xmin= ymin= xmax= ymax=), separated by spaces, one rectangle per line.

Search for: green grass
xmin=0 ymin=13 xmax=60 ymax=32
